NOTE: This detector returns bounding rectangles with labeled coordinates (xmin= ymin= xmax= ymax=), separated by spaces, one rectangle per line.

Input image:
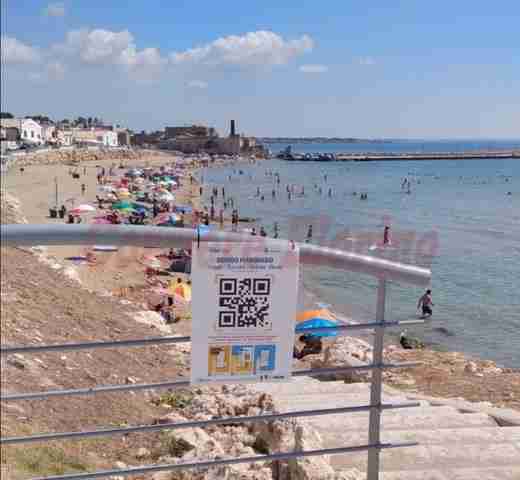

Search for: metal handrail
xmin=1 ymin=362 xmax=420 ymax=401
xmin=28 ymin=442 xmax=419 ymax=480
xmin=1 ymin=320 xmax=424 ymax=355
xmin=0 ymin=224 xmax=431 ymax=480
xmin=1 ymin=401 xmax=420 ymax=445
xmin=0 ymin=224 xmax=431 ymax=286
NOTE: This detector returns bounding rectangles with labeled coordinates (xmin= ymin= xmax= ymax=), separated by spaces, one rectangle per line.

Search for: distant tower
xmin=230 ymin=119 xmax=236 ymax=137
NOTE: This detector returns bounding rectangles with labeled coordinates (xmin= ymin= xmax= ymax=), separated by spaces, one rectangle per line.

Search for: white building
xmin=57 ymin=129 xmax=73 ymax=146
xmin=19 ymin=118 xmax=43 ymax=145
xmin=41 ymin=124 xmax=57 ymax=144
xmin=0 ymin=119 xmax=20 ymax=150
xmin=98 ymin=130 xmax=118 ymax=147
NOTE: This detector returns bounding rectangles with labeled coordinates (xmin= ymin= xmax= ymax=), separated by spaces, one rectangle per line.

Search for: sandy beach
xmin=3 ymin=152 xmax=204 ymax=294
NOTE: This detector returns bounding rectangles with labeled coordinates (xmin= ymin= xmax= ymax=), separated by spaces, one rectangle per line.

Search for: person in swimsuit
xmin=417 ymin=289 xmax=434 ymax=318
xmin=383 ymin=226 xmax=391 ymax=245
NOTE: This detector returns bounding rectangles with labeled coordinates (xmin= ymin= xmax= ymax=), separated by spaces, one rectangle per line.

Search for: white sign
xmin=191 ymin=241 xmax=299 ymax=384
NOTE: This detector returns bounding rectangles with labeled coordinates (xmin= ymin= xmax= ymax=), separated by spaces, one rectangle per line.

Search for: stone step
xmin=378 ymin=466 xmax=520 ymax=480
xmin=329 ymin=442 xmax=520 ymax=471
xmin=255 ymin=379 xmax=401 ymax=396
xmin=326 ymin=426 xmax=520 ymax=446
xmin=274 ymin=394 xmax=428 ymax=410
xmin=301 ymin=406 xmax=497 ymax=432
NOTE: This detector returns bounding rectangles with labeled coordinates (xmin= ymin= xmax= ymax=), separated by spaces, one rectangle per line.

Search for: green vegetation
xmin=252 ymin=436 xmax=270 ymax=455
xmin=152 ymin=389 xmax=194 ymax=409
xmin=164 ymin=436 xmax=195 ymax=457
xmin=2 ymin=445 xmax=88 ymax=478
xmin=150 ymin=433 xmax=195 ymax=460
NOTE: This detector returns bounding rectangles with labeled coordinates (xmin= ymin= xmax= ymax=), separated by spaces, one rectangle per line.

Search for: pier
xmin=277 ymin=150 xmax=520 ymax=162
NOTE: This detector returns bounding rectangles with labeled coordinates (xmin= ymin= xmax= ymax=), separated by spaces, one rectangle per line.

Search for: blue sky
xmin=1 ymin=0 xmax=519 ymax=138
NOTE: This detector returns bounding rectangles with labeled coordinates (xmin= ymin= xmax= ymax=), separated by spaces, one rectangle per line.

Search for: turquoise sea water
xmin=201 ymin=142 xmax=520 ymax=367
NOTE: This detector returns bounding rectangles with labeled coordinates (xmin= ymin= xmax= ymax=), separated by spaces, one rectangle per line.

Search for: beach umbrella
xmin=169 ymin=281 xmax=192 ymax=302
xmin=71 ymin=204 xmax=96 ymax=214
xmin=296 ymin=309 xmax=334 ymax=323
xmin=174 ymin=205 xmax=192 ymax=214
xmin=112 ymin=201 xmax=133 ymax=210
xmin=151 ymin=287 xmax=188 ymax=305
xmin=295 ymin=318 xmax=339 ymax=338
xmin=158 ymin=192 xmax=174 ymax=202
xmin=131 ymin=203 xmax=148 ymax=212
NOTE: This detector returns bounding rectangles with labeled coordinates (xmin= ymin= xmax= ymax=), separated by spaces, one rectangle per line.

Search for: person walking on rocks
xmin=417 ymin=289 xmax=434 ymax=318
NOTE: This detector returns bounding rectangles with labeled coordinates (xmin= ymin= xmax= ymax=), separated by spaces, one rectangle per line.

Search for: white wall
xmin=20 ymin=119 xmax=43 ymax=145
xmin=102 ymin=131 xmax=118 ymax=147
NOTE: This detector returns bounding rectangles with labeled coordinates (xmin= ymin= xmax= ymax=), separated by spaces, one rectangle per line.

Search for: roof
xmin=0 ymin=119 xmax=20 ymax=129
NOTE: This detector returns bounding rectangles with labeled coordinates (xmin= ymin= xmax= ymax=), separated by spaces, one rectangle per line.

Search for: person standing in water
xmin=306 ymin=225 xmax=313 ymax=242
xmin=273 ymin=221 xmax=279 ymax=239
xmin=417 ymin=289 xmax=434 ymax=318
xmin=383 ymin=226 xmax=391 ymax=245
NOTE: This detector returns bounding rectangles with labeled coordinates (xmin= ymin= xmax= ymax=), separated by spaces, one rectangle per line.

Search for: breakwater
xmin=280 ymin=150 xmax=519 ymax=162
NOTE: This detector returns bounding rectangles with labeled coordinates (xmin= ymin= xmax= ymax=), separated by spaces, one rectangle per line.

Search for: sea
xmin=200 ymin=140 xmax=520 ymax=367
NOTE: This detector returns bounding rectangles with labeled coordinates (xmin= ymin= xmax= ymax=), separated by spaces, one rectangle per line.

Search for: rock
xmin=310 ymin=336 xmax=371 ymax=382
xmin=114 ymin=461 xmax=127 ymax=469
xmin=7 ymin=354 xmax=29 ymax=369
xmin=151 ymin=473 xmax=173 ymax=480
xmin=125 ymin=376 xmax=139 ymax=384
xmin=135 ymin=447 xmax=150 ymax=459
xmin=464 ymin=361 xmax=478 ymax=374
xmin=154 ymin=412 xmax=187 ymax=425
xmin=331 ymin=469 xmax=365 ymax=480
xmin=288 ymin=424 xmax=335 ymax=479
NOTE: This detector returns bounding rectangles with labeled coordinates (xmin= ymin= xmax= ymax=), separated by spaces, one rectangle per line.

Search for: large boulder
xmin=287 ymin=424 xmax=335 ymax=480
xmin=311 ymin=336 xmax=372 ymax=382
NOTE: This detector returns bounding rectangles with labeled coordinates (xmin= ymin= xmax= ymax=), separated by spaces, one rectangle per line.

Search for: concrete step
xmin=329 ymin=442 xmax=520 ymax=471
xmin=302 ymin=406 xmax=497 ymax=431
xmin=379 ymin=466 xmax=520 ymax=480
xmin=273 ymin=393 xmax=425 ymax=411
xmin=327 ymin=426 xmax=520 ymax=446
xmin=255 ymin=379 xmax=403 ymax=396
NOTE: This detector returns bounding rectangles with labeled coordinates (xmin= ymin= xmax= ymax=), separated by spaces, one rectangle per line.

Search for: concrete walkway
xmin=255 ymin=376 xmax=520 ymax=480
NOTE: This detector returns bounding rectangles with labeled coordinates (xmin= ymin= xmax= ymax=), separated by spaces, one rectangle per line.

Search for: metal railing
xmin=0 ymin=224 xmax=431 ymax=480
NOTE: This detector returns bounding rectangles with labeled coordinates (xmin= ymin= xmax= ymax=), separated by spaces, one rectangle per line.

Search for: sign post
xmin=191 ymin=241 xmax=299 ymax=385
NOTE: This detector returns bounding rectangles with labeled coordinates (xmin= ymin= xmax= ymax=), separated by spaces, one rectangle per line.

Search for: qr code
xmin=218 ymin=278 xmax=271 ymax=329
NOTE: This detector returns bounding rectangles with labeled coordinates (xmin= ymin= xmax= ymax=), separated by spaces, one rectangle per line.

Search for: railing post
xmin=367 ymin=278 xmax=387 ymax=479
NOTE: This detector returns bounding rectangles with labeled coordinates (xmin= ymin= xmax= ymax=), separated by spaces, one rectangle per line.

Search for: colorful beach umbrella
xmin=295 ymin=318 xmax=339 ymax=338
xmin=71 ymin=204 xmax=96 ymax=214
xmin=112 ymin=201 xmax=132 ymax=210
xmin=169 ymin=281 xmax=192 ymax=302
xmin=296 ymin=309 xmax=334 ymax=322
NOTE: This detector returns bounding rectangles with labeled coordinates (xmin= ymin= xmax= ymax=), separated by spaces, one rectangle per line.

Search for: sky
xmin=1 ymin=0 xmax=519 ymax=138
